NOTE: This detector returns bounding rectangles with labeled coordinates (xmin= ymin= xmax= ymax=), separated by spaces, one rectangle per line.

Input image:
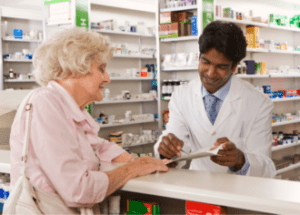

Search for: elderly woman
xmin=9 ymin=28 xmax=168 ymax=214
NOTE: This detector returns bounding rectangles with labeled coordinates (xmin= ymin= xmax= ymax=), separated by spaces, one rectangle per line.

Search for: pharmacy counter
xmin=101 ymin=162 xmax=300 ymax=215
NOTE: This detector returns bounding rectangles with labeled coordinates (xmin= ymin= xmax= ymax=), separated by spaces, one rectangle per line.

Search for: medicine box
xmin=159 ymin=24 xmax=169 ymax=38
xmin=126 ymin=200 xmax=160 ymax=215
xmin=13 ymin=29 xmax=23 ymax=39
xmin=177 ymin=11 xmax=193 ymax=23
xmin=186 ymin=201 xmax=227 ymax=215
xmin=160 ymin=12 xmax=178 ymax=24
xmin=191 ymin=15 xmax=198 ymax=36
xmin=168 ymin=22 xmax=183 ymax=38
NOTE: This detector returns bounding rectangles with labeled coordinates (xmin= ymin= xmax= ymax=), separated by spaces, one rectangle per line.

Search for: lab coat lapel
xmin=196 ymin=78 xmax=213 ymax=132
xmin=212 ymin=76 xmax=241 ymax=133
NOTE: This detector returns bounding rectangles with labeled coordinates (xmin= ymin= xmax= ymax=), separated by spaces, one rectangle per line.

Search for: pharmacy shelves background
xmin=91 ymin=29 xmax=155 ymax=37
xmin=95 ymin=98 xmax=156 ymax=105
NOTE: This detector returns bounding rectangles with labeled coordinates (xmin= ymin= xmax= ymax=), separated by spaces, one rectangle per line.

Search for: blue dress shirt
xmin=202 ymin=75 xmax=250 ymax=175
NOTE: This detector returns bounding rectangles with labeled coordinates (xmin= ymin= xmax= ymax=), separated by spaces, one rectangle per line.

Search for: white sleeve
xmin=243 ymin=99 xmax=276 ymax=178
xmin=154 ymin=88 xmax=192 ymax=160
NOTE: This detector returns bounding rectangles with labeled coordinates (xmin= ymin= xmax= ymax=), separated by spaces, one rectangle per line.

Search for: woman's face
xmin=80 ymin=60 xmax=110 ymax=103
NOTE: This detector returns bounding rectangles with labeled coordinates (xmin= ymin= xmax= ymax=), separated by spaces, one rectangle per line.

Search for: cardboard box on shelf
xmin=160 ymin=12 xmax=178 ymax=24
xmin=177 ymin=11 xmax=194 ymax=22
xmin=168 ymin=22 xmax=183 ymax=38
xmin=186 ymin=201 xmax=227 ymax=215
xmin=159 ymin=24 xmax=169 ymax=38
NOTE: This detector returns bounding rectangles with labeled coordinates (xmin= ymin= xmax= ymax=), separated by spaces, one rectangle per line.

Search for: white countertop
xmin=101 ymin=162 xmax=300 ymax=214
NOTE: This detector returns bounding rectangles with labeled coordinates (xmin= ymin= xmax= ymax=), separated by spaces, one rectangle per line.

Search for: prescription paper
xmin=165 ymin=144 xmax=224 ymax=165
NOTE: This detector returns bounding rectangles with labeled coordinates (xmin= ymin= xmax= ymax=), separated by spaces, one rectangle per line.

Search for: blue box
xmin=262 ymin=85 xmax=271 ymax=94
xmin=277 ymin=91 xmax=284 ymax=98
xmin=13 ymin=29 xmax=23 ymax=39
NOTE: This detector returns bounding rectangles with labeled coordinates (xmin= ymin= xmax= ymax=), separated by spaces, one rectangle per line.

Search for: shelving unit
xmin=1 ymin=9 xmax=43 ymax=91
xmin=113 ymin=54 xmax=155 ymax=59
xmin=91 ymin=29 xmax=155 ymax=38
xmin=97 ymin=119 xmax=157 ymax=128
xmin=95 ymin=99 xmax=156 ymax=105
xmin=272 ymin=142 xmax=300 ymax=152
xmin=109 ymin=77 xmax=155 ymax=81
xmin=160 ymin=5 xmax=198 ymax=12
xmin=4 ymin=79 xmax=35 ymax=82
xmin=272 ymin=117 xmax=300 ymax=127
xmin=2 ymin=38 xmax=42 ymax=43
xmin=3 ymin=59 xmax=32 ymax=63
xmin=160 ymin=36 xmax=198 ymax=42
xmin=161 ymin=66 xmax=198 ymax=71
xmin=122 ymin=141 xmax=156 ymax=149
xmin=277 ymin=163 xmax=300 ymax=175
xmin=236 ymin=74 xmax=300 ymax=78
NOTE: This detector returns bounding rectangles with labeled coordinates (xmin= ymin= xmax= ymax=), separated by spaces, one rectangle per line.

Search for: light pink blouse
xmin=10 ymin=80 xmax=126 ymax=207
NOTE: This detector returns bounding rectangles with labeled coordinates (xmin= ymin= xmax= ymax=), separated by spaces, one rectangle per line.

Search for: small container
xmin=9 ymin=68 xmax=14 ymax=79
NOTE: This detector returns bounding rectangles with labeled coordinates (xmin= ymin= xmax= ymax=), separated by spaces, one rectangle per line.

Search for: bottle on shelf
xmin=9 ymin=68 xmax=14 ymax=79
xmin=162 ymin=80 xmax=168 ymax=98
xmin=167 ymin=80 xmax=173 ymax=97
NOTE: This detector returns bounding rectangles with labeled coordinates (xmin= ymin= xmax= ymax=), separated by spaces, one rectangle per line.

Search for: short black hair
xmin=199 ymin=21 xmax=247 ymax=66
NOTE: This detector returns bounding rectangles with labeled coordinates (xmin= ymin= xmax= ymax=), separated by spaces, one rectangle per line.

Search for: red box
xmin=186 ymin=201 xmax=227 ymax=215
xmin=177 ymin=11 xmax=193 ymax=22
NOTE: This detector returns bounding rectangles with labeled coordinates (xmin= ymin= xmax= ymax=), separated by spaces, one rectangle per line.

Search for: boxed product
xmin=186 ymin=201 xmax=227 ymax=215
xmin=174 ymin=53 xmax=187 ymax=67
xmin=179 ymin=22 xmax=191 ymax=36
xmin=161 ymin=54 xmax=175 ymax=68
xmin=186 ymin=52 xmax=199 ymax=66
xmin=246 ymin=26 xmax=260 ymax=49
xmin=160 ymin=12 xmax=178 ymax=24
xmin=168 ymin=22 xmax=183 ymax=38
xmin=177 ymin=11 xmax=193 ymax=22
xmin=159 ymin=24 xmax=169 ymax=38
xmin=126 ymin=200 xmax=160 ymax=215
xmin=191 ymin=15 xmax=198 ymax=36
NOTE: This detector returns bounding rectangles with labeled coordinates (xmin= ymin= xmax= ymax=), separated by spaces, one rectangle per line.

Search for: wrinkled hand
xmin=129 ymin=156 xmax=168 ymax=177
xmin=210 ymin=137 xmax=245 ymax=171
xmin=158 ymin=133 xmax=184 ymax=159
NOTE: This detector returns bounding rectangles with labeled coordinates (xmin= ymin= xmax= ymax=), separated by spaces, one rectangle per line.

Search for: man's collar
xmin=202 ymin=75 xmax=233 ymax=101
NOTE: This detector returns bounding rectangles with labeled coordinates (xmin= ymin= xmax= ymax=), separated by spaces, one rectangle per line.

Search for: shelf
xmin=94 ymin=99 xmax=156 ymax=105
xmin=247 ymin=48 xmax=269 ymax=53
xmin=122 ymin=141 xmax=156 ymax=149
xmin=97 ymin=119 xmax=157 ymax=128
xmin=113 ymin=54 xmax=155 ymax=59
xmin=109 ymin=77 xmax=155 ymax=81
xmin=46 ymin=20 xmax=73 ymax=26
xmin=272 ymin=142 xmax=300 ymax=152
xmin=215 ymin=17 xmax=269 ymax=27
xmin=277 ymin=162 xmax=300 ymax=175
xmin=3 ymin=38 xmax=42 ymax=43
xmin=160 ymin=36 xmax=198 ymax=42
xmin=272 ymin=117 xmax=300 ymax=127
xmin=162 ymin=97 xmax=171 ymax=101
xmin=4 ymin=79 xmax=36 ymax=82
xmin=235 ymin=74 xmax=269 ymax=78
xmin=161 ymin=66 xmax=198 ymax=71
xmin=215 ymin=17 xmax=300 ymax=33
xmin=160 ymin=5 xmax=198 ymax=12
xmin=236 ymin=74 xmax=300 ymax=78
xmin=0 ymin=150 xmax=10 ymax=174
xmin=269 ymin=50 xmax=300 ymax=55
xmin=269 ymin=24 xmax=300 ymax=33
xmin=92 ymin=29 xmax=155 ymax=37
xmin=271 ymin=97 xmax=300 ymax=103
xmin=4 ymin=59 xmax=32 ymax=62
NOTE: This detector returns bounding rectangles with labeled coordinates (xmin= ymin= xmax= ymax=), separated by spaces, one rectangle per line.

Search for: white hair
xmin=33 ymin=27 xmax=112 ymax=86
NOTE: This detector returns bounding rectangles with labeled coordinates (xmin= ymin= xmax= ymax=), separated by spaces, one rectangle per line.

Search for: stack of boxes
xmin=270 ymin=14 xmax=300 ymax=29
xmin=245 ymin=26 xmax=260 ymax=49
xmin=159 ymin=11 xmax=197 ymax=38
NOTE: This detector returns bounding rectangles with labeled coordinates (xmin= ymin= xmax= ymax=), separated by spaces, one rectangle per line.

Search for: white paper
xmin=165 ymin=144 xmax=224 ymax=165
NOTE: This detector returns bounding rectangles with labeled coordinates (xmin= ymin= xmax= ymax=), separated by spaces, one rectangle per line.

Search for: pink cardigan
xmin=10 ymin=80 xmax=126 ymax=207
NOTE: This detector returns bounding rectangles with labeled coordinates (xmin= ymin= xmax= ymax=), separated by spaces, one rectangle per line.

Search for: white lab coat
xmin=154 ymin=75 xmax=276 ymax=178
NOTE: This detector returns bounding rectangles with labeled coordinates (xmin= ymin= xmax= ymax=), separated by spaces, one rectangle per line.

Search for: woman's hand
xmin=128 ymin=156 xmax=169 ymax=178
xmin=105 ymin=156 xmax=168 ymax=197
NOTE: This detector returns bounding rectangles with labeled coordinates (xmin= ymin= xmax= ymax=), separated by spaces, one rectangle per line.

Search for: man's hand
xmin=210 ymin=137 xmax=245 ymax=171
xmin=158 ymin=133 xmax=184 ymax=159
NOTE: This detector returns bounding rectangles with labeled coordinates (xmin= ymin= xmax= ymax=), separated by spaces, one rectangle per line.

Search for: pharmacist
xmin=154 ymin=21 xmax=276 ymax=178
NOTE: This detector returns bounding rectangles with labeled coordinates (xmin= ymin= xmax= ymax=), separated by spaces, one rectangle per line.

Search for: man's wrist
xmin=231 ymin=149 xmax=245 ymax=172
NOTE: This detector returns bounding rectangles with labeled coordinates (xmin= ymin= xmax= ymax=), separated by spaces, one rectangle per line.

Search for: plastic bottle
xmin=162 ymin=80 xmax=168 ymax=98
xmin=104 ymin=88 xmax=110 ymax=101
xmin=167 ymin=80 xmax=173 ymax=97
xmin=9 ymin=68 xmax=14 ymax=79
